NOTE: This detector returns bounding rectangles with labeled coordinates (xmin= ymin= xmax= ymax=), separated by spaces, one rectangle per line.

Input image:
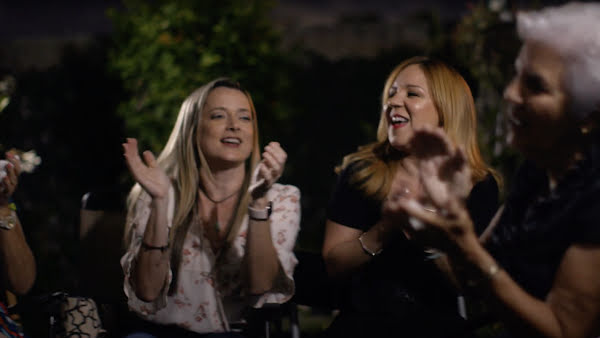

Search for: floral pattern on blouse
xmin=120 ymin=183 xmax=301 ymax=333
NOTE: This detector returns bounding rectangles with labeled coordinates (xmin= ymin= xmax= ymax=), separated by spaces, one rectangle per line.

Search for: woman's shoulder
xmin=268 ymin=183 xmax=300 ymax=200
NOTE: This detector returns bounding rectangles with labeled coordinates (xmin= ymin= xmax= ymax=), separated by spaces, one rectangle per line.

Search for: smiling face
xmin=198 ymin=86 xmax=254 ymax=169
xmin=386 ymin=64 xmax=440 ymax=151
xmin=503 ymin=41 xmax=575 ymax=158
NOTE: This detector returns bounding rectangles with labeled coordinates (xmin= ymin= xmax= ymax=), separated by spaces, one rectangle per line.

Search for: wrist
xmin=452 ymin=231 xmax=481 ymax=260
xmin=151 ymin=195 xmax=169 ymax=209
xmin=0 ymin=204 xmax=17 ymax=231
xmin=249 ymin=196 xmax=269 ymax=209
xmin=248 ymin=200 xmax=272 ymax=221
xmin=448 ymin=234 xmax=501 ymax=288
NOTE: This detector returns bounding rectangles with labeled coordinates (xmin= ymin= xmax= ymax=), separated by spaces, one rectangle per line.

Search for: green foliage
xmin=108 ymin=0 xmax=290 ymax=151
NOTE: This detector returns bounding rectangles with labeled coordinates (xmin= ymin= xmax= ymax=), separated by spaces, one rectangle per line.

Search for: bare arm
xmin=244 ymin=142 xmax=291 ymax=294
xmin=123 ymin=138 xmax=172 ymax=302
xmin=245 ymin=196 xmax=280 ymax=294
xmin=0 ymin=152 xmax=35 ymax=294
xmin=0 ymin=211 xmax=35 ymax=295
xmin=131 ymin=196 xmax=170 ymax=302
xmin=322 ymin=219 xmax=388 ymax=278
xmin=453 ymin=234 xmax=600 ymax=338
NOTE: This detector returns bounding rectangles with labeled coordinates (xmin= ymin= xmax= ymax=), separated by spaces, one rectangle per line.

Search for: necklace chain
xmin=199 ymin=186 xmax=241 ymax=204
xmin=199 ymin=186 xmax=240 ymax=241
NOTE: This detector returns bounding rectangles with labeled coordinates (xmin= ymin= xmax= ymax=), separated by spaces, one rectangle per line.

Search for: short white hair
xmin=517 ymin=2 xmax=600 ymax=119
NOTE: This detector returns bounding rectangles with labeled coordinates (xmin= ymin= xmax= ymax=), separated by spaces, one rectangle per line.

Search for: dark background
xmin=0 ymin=0 xmax=586 ymax=335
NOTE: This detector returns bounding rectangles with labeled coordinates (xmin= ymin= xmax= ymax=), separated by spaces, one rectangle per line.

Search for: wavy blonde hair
xmin=125 ymin=78 xmax=261 ymax=292
xmin=339 ymin=56 xmax=500 ymax=200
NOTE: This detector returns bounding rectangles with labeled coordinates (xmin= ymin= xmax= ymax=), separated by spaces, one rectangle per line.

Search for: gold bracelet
xmin=466 ymin=262 xmax=501 ymax=288
xmin=487 ymin=264 xmax=501 ymax=279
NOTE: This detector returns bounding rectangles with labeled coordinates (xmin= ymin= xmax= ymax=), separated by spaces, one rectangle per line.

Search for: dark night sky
xmin=0 ymin=0 xmax=476 ymax=39
xmin=0 ymin=0 xmax=577 ymax=40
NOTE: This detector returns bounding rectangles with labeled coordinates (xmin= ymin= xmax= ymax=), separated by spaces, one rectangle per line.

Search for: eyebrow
xmin=207 ymin=106 xmax=250 ymax=113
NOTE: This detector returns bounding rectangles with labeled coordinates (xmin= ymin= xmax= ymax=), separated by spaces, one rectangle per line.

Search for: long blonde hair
xmin=339 ymin=56 xmax=500 ymax=200
xmin=125 ymin=78 xmax=261 ymax=292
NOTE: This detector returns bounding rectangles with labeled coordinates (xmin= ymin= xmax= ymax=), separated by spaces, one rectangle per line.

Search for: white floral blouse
xmin=120 ymin=183 xmax=301 ymax=333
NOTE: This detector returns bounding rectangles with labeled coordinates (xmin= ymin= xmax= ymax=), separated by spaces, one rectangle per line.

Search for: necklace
xmin=199 ymin=186 xmax=241 ymax=204
xmin=199 ymin=186 xmax=241 ymax=236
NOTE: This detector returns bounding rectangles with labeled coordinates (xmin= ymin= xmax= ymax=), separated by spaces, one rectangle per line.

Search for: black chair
xmin=8 ymin=291 xmax=69 ymax=338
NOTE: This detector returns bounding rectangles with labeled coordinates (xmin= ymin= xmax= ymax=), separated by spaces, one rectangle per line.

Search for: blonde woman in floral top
xmin=120 ymin=79 xmax=301 ymax=337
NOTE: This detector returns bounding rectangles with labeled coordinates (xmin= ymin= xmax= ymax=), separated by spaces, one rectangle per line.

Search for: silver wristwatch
xmin=248 ymin=201 xmax=273 ymax=221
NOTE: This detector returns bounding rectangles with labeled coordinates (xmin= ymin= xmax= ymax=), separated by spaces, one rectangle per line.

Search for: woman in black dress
xmin=394 ymin=3 xmax=600 ymax=337
xmin=322 ymin=57 xmax=500 ymax=338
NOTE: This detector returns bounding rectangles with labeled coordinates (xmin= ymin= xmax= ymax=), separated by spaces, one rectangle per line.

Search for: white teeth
xmin=391 ymin=115 xmax=409 ymax=123
xmin=222 ymin=138 xmax=241 ymax=144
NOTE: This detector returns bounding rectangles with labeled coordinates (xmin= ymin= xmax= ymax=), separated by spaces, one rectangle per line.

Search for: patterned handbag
xmin=59 ymin=297 xmax=106 ymax=338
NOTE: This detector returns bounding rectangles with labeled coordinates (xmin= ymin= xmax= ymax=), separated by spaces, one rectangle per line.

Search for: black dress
xmin=483 ymin=141 xmax=600 ymax=337
xmin=326 ymin=163 xmax=499 ymax=338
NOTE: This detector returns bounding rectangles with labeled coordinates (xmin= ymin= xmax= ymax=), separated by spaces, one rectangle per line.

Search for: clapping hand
xmin=250 ymin=142 xmax=287 ymax=200
xmin=123 ymin=138 xmax=171 ymax=200
xmin=386 ymin=126 xmax=476 ymax=250
xmin=410 ymin=125 xmax=472 ymax=204
xmin=0 ymin=152 xmax=21 ymax=206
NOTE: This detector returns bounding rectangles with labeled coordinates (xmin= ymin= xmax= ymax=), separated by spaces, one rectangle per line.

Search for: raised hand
xmin=250 ymin=142 xmax=287 ymax=200
xmin=123 ymin=138 xmax=171 ymax=200
xmin=410 ymin=125 xmax=472 ymax=206
xmin=0 ymin=152 xmax=21 ymax=206
xmin=385 ymin=126 xmax=475 ymax=250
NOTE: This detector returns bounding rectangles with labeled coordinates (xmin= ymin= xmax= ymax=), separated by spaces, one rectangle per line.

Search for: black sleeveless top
xmin=327 ymin=163 xmax=499 ymax=337
xmin=488 ymin=141 xmax=600 ymax=300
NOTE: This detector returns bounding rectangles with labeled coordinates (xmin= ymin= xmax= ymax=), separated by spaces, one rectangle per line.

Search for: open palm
xmin=123 ymin=138 xmax=171 ymax=199
xmin=409 ymin=126 xmax=472 ymax=206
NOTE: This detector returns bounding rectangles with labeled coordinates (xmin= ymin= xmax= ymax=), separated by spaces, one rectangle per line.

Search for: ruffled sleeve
xmin=252 ymin=184 xmax=301 ymax=307
xmin=120 ymin=186 xmax=176 ymax=315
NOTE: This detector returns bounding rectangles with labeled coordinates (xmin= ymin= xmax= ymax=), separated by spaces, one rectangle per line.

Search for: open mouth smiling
xmin=390 ymin=114 xmax=410 ymax=128
xmin=221 ymin=137 xmax=241 ymax=145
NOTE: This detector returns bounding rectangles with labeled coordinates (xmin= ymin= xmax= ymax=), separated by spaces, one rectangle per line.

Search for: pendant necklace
xmin=199 ymin=186 xmax=241 ymax=235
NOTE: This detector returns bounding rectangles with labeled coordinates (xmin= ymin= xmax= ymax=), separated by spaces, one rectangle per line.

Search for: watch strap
xmin=248 ymin=201 xmax=272 ymax=221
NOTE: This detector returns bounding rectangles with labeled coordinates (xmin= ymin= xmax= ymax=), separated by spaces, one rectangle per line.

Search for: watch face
xmin=0 ymin=212 xmax=15 ymax=230
xmin=0 ymin=219 xmax=14 ymax=230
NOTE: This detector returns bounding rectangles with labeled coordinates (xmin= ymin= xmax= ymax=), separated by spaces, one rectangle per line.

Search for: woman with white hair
xmin=390 ymin=2 xmax=600 ymax=337
xmin=120 ymin=79 xmax=300 ymax=337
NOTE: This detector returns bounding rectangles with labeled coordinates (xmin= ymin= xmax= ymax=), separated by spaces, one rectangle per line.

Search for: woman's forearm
xmin=0 ymin=217 xmax=36 ymax=295
xmin=455 ymin=235 xmax=591 ymax=338
xmin=322 ymin=220 xmax=388 ymax=278
xmin=245 ymin=197 xmax=280 ymax=295
xmin=132 ymin=197 xmax=171 ymax=302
